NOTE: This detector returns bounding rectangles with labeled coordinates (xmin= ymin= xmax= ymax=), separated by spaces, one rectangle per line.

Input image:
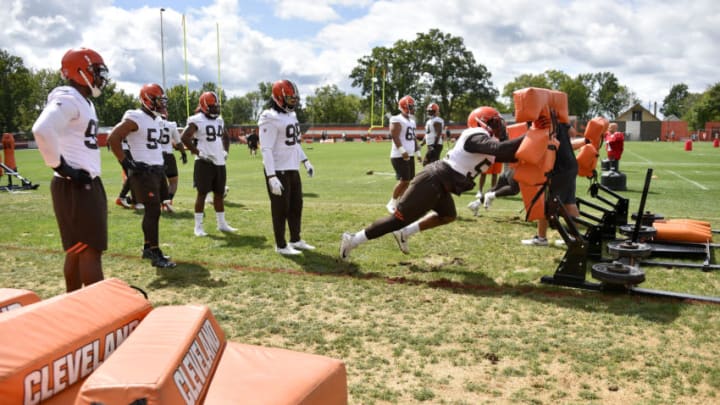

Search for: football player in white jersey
xmin=386 ymin=95 xmax=420 ymax=214
xmin=181 ymin=91 xmax=236 ymax=236
xmin=258 ymin=79 xmax=315 ymax=255
xmin=108 ymin=83 xmax=176 ymax=268
xmin=340 ymin=106 xmax=527 ymax=261
xmin=420 ymin=102 xmax=445 ymax=166
xmin=32 ymin=47 xmax=109 ymax=292
xmin=158 ymin=111 xmax=187 ymax=213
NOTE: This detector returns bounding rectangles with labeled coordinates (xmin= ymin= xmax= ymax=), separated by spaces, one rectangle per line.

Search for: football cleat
xmin=144 ymin=248 xmax=176 ymax=268
xmin=290 ymin=240 xmax=315 ymax=250
xmin=483 ymin=192 xmax=495 ymax=210
xmin=276 ymin=245 xmax=302 ymax=255
xmin=116 ymin=196 xmax=132 ymax=209
xmin=194 ymin=226 xmax=208 ymax=237
xmin=142 ymin=247 xmax=170 ymax=260
xmin=392 ymin=230 xmax=409 ymax=254
xmin=340 ymin=232 xmax=354 ymax=261
xmin=217 ymin=223 xmax=237 ymax=232
xmin=134 ymin=203 xmax=145 ymax=210
xmin=467 ymin=199 xmax=481 ymax=217
xmin=162 ymin=200 xmax=175 ymax=213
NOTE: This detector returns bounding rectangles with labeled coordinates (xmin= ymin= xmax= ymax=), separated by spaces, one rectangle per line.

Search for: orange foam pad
xmin=77 ymin=304 xmax=225 ymax=405
xmin=576 ymin=143 xmax=599 ymax=178
xmin=0 ymin=278 xmax=152 ymax=405
xmin=513 ymin=161 xmax=546 ymax=186
xmin=653 ymin=222 xmax=712 ymax=243
xmin=507 ymin=123 xmax=527 ymax=140
xmin=204 ymin=341 xmax=348 ymax=405
xmin=584 ymin=117 xmax=609 ymax=150
xmin=520 ymin=183 xmax=545 ymax=221
xmin=514 ymin=87 xmax=550 ymax=123
xmin=549 ymin=90 xmax=569 ymax=124
xmin=0 ymin=288 xmax=40 ymax=313
xmin=658 ymin=219 xmax=712 ymax=229
xmin=515 ymin=128 xmax=550 ymax=165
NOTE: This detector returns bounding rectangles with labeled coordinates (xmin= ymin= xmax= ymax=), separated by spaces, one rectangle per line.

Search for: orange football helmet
xmin=467 ymin=106 xmax=506 ymax=139
xmin=398 ymin=95 xmax=415 ymax=115
xmin=271 ymin=80 xmax=299 ymax=112
xmin=60 ymin=47 xmax=109 ymax=98
xmin=426 ymin=103 xmax=439 ymax=116
xmin=139 ymin=83 xmax=167 ymax=116
xmin=198 ymin=91 xmax=220 ymax=118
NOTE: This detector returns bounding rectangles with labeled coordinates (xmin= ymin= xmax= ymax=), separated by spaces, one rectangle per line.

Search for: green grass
xmin=2 ymin=140 xmax=720 ymax=404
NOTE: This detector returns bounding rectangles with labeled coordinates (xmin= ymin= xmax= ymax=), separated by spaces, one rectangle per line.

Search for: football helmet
xmin=426 ymin=103 xmax=439 ymax=116
xmin=398 ymin=95 xmax=415 ymax=115
xmin=271 ymin=80 xmax=299 ymax=112
xmin=60 ymin=47 xmax=109 ymax=98
xmin=139 ymin=83 xmax=167 ymax=117
xmin=467 ymin=106 xmax=506 ymax=139
xmin=198 ymin=91 xmax=220 ymax=118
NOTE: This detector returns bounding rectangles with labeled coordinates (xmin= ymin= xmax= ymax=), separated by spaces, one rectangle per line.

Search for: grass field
xmin=1 ymin=140 xmax=720 ymax=404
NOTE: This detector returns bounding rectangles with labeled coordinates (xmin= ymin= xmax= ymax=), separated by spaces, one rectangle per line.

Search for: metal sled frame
xmin=541 ymin=169 xmax=720 ymax=304
xmin=0 ymin=162 xmax=39 ymax=192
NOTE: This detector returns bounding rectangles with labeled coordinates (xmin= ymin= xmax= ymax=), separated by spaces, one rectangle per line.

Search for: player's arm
xmin=258 ymin=118 xmax=277 ymax=176
xmin=464 ymin=131 xmax=525 ymax=163
xmin=181 ymin=123 xmax=199 ymax=155
xmin=107 ymin=119 xmax=137 ymax=162
xmin=31 ymin=97 xmax=76 ymax=169
xmin=390 ymin=122 xmax=408 ymax=160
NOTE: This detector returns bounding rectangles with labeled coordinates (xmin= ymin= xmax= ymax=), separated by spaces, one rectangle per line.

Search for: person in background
xmin=108 ymin=83 xmax=176 ymax=268
xmin=31 ymin=47 xmax=109 ymax=291
xmin=258 ymin=79 xmax=315 ymax=255
xmin=604 ymin=122 xmax=624 ymax=162
xmin=341 ymin=106 xmax=525 ymax=260
xmin=386 ymin=95 xmax=420 ymax=214
xmin=420 ymin=102 xmax=445 ymax=166
xmin=478 ymin=166 xmax=519 ymax=211
xmin=246 ymin=128 xmax=259 ymax=158
xmin=158 ymin=111 xmax=187 ymax=212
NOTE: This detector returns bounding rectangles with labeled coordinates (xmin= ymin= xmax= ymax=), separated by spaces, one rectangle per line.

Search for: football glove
xmin=54 ymin=156 xmax=92 ymax=184
xmin=303 ymin=160 xmax=314 ymax=177
xmin=180 ymin=152 xmax=188 ymax=164
xmin=268 ymin=176 xmax=283 ymax=196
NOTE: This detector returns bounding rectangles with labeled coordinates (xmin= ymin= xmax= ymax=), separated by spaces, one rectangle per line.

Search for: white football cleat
xmin=467 ymin=199 xmax=481 ymax=217
xmin=217 ymin=223 xmax=237 ymax=232
xmin=392 ymin=230 xmax=409 ymax=254
xmin=290 ymin=240 xmax=315 ymax=250
xmin=483 ymin=192 xmax=495 ymax=210
xmin=194 ymin=227 xmax=208 ymax=237
xmin=276 ymin=245 xmax=302 ymax=255
xmin=340 ymin=232 xmax=354 ymax=261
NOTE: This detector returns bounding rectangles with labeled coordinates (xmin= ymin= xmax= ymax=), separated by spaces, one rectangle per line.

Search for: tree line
xmin=2 ymin=29 xmax=719 ymax=135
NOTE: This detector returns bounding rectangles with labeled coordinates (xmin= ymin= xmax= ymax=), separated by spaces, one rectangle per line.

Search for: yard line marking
xmin=666 ymin=170 xmax=709 ymax=190
xmin=625 ymin=150 xmax=653 ymax=163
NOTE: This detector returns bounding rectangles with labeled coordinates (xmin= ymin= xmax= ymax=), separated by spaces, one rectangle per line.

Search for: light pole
xmin=160 ymin=8 xmax=166 ymax=89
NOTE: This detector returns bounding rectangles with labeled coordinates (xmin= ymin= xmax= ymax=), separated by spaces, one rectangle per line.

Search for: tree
xmin=93 ymin=82 xmax=137 ymax=127
xmin=588 ymin=72 xmax=638 ymax=119
xmin=660 ymin=83 xmax=693 ymax=118
xmin=305 ymin=85 xmax=361 ymax=124
xmin=0 ymin=49 xmax=35 ymax=132
xmin=350 ymin=29 xmax=498 ymax=124
xmin=686 ymin=82 xmax=720 ymax=130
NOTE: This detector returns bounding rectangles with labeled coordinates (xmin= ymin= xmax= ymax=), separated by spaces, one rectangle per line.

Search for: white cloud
xmin=1 ymin=0 xmax=718 ymax=111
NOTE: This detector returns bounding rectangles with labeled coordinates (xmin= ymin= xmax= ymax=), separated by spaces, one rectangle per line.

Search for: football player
xmin=420 ymin=102 xmax=445 ymax=166
xmin=181 ymin=91 xmax=236 ymax=236
xmin=340 ymin=106 xmax=527 ymax=261
xmin=108 ymin=83 xmax=176 ymax=268
xmin=386 ymin=95 xmax=420 ymax=214
xmin=32 ymin=47 xmax=109 ymax=291
xmin=158 ymin=110 xmax=187 ymax=213
xmin=258 ymin=79 xmax=315 ymax=255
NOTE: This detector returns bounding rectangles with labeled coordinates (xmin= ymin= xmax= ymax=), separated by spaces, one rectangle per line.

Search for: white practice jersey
xmin=444 ymin=127 xmax=497 ymax=178
xmin=122 ymin=109 xmax=164 ymax=166
xmin=186 ymin=113 xmax=226 ymax=166
xmin=424 ymin=116 xmax=445 ymax=146
xmin=389 ymin=113 xmax=417 ymax=158
xmin=258 ymin=107 xmax=307 ymax=174
xmin=159 ymin=119 xmax=182 ymax=154
xmin=31 ymin=86 xmax=102 ymax=178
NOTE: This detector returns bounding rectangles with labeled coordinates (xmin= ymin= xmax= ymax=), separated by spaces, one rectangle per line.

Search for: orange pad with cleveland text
xmin=0 ymin=288 xmax=41 ymax=313
xmin=204 ymin=341 xmax=348 ymax=405
xmin=0 ymin=278 xmax=152 ymax=405
xmin=77 ymin=304 xmax=226 ymax=405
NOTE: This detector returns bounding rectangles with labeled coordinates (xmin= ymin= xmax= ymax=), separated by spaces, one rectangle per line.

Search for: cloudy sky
xmin=2 ymin=0 xmax=718 ymax=113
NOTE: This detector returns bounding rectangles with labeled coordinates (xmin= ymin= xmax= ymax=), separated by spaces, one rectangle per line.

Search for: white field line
xmin=665 ymin=170 xmax=709 ymax=190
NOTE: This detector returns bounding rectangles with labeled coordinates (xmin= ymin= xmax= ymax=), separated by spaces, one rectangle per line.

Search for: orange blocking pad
xmin=0 ymin=288 xmax=40 ymax=313
xmin=0 ymin=278 xmax=152 ymax=404
xmin=78 ymin=305 xmax=226 ymax=405
xmin=204 ymin=341 xmax=348 ymax=405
